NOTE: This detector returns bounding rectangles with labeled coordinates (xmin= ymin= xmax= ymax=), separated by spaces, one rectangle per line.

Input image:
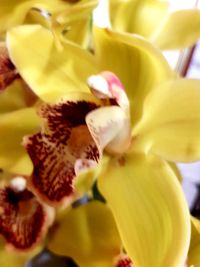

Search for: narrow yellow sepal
xmin=98 ymin=153 xmax=190 ymax=267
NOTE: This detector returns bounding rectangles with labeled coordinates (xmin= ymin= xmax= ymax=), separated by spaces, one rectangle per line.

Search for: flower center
xmin=87 ymin=71 xmax=132 ymax=155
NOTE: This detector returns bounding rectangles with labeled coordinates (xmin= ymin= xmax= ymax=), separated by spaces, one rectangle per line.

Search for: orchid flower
xmin=109 ymin=0 xmax=200 ymax=50
xmin=3 ymin=22 xmax=199 ymax=267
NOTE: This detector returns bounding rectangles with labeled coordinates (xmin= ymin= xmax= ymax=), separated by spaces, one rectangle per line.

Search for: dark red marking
xmin=39 ymin=100 xmax=98 ymax=144
xmin=117 ymin=258 xmax=133 ymax=267
xmin=0 ymin=186 xmax=45 ymax=250
xmin=25 ymin=100 xmax=100 ymax=205
xmin=0 ymin=46 xmax=18 ymax=91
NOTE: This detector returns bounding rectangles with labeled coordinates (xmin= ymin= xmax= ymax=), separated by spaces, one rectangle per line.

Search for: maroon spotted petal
xmin=24 ymin=100 xmax=100 ymax=206
xmin=0 ymin=45 xmax=18 ymax=91
xmin=0 ymin=185 xmax=47 ymax=250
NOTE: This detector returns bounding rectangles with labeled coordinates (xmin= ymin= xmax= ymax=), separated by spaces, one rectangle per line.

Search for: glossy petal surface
xmin=7 ymin=25 xmax=98 ymax=102
xmin=0 ymin=107 xmax=40 ymax=175
xmin=25 ymin=94 xmax=100 ymax=206
xmin=132 ymin=79 xmax=200 ymax=162
xmin=152 ymin=9 xmax=200 ymax=50
xmin=98 ymin=154 xmax=190 ymax=267
xmin=93 ymin=27 xmax=172 ymax=124
xmin=48 ymin=201 xmax=121 ymax=267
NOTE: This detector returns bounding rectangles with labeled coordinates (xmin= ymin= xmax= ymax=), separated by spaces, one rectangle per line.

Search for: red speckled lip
xmin=116 ymin=257 xmax=133 ymax=267
xmin=24 ymin=100 xmax=100 ymax=206
xmin=0 ymin=45 xmax=18 ymax=91
xmin=0 ymin=186 xmax=46 ymax=250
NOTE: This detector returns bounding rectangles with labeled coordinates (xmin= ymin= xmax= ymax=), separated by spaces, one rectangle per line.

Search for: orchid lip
xmin=0 ymin=180 xmax=48 ymax=250
xmin=24 ymin=100 xmax=100 ymax=206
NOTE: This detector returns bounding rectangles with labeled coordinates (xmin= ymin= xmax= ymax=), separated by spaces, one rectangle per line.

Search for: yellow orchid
xmin=1 ymin=21 xmax=198 ymax=267
xmin=109 ymin=0 xmax=200 ymax=50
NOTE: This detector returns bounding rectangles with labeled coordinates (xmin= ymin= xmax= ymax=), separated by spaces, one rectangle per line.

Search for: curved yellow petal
xmin=6 ymin=25 xmax=98 ymax=102
xmin=133 ymin=79 xmax=200 ymax=162
xmin=0 ymin=107 xmax=40 ymax=175
xmin=188 ymin=217 xmax=200 ymax=266
xmin=48 ymin=201 xmax=121 ymax=267
xmin=93 ymin=26 xmax=173 ymax=124
xmin=151 ymin=9 xmax=200 ymax=50
xmin=98 ymin=153 xmax=190 ymax=267
xmin=110 ymin=0 xmax=169 ymax=38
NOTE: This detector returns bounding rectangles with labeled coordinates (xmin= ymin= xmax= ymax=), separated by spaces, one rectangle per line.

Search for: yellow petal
xmin=93 ymin=26 xmax=173 ymax=124
xmin=6 ymin=25 xmax=98 ymax=102
xmin=0 ymin=107 xmax=40 ymax=175
xmin=48 ymin=201 xmax=121 ymax=267
xmin=188 ymin=217 xmax=200 ymax=266
xmin=98 ymin=153 xmax=190 ymax=267
xmin=133 ymin=79 xmax=200 ymax=162
xmin=151 ymin=9 xmax=200 ymax=50
xmin=110 ymin=0 xmax=169 ymax=38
